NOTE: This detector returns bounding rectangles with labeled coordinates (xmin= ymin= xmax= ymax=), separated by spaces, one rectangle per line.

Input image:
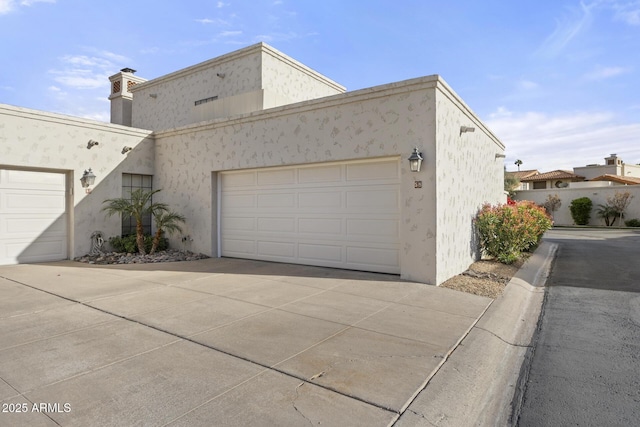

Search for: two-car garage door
xmin=0 ymin=169 xmax=68 ymax=265
xmin=220 ymin=158 xmax=400 ymax=274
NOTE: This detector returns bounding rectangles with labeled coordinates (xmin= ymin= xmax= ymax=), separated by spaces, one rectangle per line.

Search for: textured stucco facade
xmin=0 ymin=104 xmax=154 ymax=257
xmin=152 ymin=76 xmax=504 ymax=284
xmin=434 ymin=88 xmax=505 ymax=284
xmin=0 ymin=43 xmax=504 ymax=285
xmin=130 ymin=43 xmax=345 ymax=131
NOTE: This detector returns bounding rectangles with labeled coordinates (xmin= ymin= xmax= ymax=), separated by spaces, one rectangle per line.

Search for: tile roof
xmin=506 ymin=169 xmax=539 ymax=180
xmin=590 ymin=174 xmax=640 ymax=185
xmin=520 ymin=170 xmax=585 ymax=182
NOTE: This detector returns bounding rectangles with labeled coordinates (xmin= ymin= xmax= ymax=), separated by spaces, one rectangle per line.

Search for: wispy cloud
xmin=195 ymin=17 xmax=230 ymax=25
xmin=220 ymin=30 xmax=242 ymax=37
xmin=486 ymin=107 xmax=640 ymax=170
xmin=0 ymin=0 xmax=55 ymax=15
xmin=584 ymin=65 xmax=631 ymax=80
xmin=535 ymin=1 xmax=597 ymax=59
xmin=216 ymin=1 xmax=228 ymax=8
xmin=48 ymin=51 xmax=130 ymax=90
xmin=519 ymin=80 xmax=540 ymax=90
xmin=611 ymin=0 xmax=640 ymax=25
xmin=253 ymin=31 xmax=318 ymax=43
xmin=0 ymin=0 xmax=14 ymax=14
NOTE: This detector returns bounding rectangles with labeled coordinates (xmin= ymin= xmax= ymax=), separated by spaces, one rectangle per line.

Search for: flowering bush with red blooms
xmin=475 ymin=200 xmax=552 ymax=264
xmin=507 ymin=196 xmax=516 ymax=205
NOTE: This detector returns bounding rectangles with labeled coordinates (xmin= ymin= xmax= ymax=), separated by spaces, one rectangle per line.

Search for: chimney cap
xmin=120 ymin=68 xmax=137 ymax=74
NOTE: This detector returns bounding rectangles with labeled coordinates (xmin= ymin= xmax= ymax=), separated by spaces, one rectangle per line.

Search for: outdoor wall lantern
xmin=122 ymin=146 xmax=133 ymax=154
xmin=80 ymin=168 xmax=96 ymax=188
xmin=87 ymin=139 xmax=99 ymax=149
xmin=408 ymin=147 xmax=423 ymax=172
xmin=495 ymin=153 xmax=506 ymax=159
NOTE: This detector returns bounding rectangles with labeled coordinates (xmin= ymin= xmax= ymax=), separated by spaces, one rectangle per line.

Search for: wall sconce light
xmin=87 ymin=139 xmax=99 ymax=149
xmin=460 ymin=126 xmax=475 ymax=135
xmin=122 ymin=146 xmax=133 ymax=154
xmin=216 ymin=72 xmax=225 ymax=78
xmin=149 ymin=93 xmax=158 ymax=99
xmin=80 ymin=168 xmax=96 ymax=189
xmin=408 ymin=147 xmax=423 ymax=172
xmin=495 ymin=153 xmax=506 ymax=159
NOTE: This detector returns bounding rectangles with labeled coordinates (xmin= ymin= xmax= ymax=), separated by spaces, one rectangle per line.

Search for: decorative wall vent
xmin=195 ymin=96 xmax=218 ymax=106
xmin=112 ymin=81 xmax=121 ymax=94
xmin=127 ymin=81 xmax=137 ymax=92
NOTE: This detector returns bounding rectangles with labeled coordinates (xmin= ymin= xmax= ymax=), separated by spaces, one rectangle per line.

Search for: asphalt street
xmin=514 ymin=228 xmax=640 ymax=426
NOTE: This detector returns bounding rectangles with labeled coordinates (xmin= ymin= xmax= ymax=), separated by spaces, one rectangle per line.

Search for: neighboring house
xmin=574 ymin=153 xmax=640 ymax=180
xmin=519 ymin=170 xmax=585 ymax=190
xmin=0 ymin=42 xmax=505 ymax=285
xmin=589 ymin=174 xmax=640 ymax=185
xmin=506 ymin=170 xmax=539 ymax=190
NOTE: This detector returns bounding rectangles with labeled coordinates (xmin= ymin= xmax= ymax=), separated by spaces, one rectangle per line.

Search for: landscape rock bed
xmin=75 ymin=250 xmax=209 ymax=265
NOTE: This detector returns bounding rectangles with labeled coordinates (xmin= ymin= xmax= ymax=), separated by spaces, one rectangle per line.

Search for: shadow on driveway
xmin=0 ymin=257 xmax=492 ymax=426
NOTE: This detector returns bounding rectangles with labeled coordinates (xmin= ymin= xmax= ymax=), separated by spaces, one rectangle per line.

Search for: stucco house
xmin=518 ymin=170 xmax=585 ymax=190
xmin=0 ymin=43 xmax=505 ymax=285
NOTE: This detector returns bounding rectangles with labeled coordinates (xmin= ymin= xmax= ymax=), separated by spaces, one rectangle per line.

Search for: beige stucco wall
xmin=153 ymin=75 xmax=502 ymax=284
xmin=514 ymin=187 xmax=640 ymax=226
xmin=434 ymin=84 xmax=506 ymax=285
xmin=261 ymin=46 xmax=345 ymax=104
xmin=0 ymin=104 xmax=154 ymax=257
xmin=131 ymin=46 xmax=263 ymax=130
xmin=130 ymin=43 xmax=345 ymax=131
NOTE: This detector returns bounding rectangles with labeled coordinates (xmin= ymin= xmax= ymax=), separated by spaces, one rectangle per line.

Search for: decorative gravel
xmin=75 ymin=250 xmax=209 ymax=265
xmin=440 ymin=257 xmax=528 ymax=299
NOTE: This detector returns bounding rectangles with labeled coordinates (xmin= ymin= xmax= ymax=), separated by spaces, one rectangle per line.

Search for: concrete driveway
xmin=0 ymin=258 xmax=491 ymax=426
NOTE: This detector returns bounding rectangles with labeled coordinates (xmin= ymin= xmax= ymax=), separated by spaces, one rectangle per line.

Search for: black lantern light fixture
xmin=408 ymin=147 xmax=423 ymax=172
xmin=80 ymin=168 xmax=96 ymax=188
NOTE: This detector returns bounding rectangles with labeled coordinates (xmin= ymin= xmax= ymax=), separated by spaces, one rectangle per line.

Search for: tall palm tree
xmin=150 ymin=210 xmax=186 ymax=254
xmin=515 ymin=159 xmax=523 ymax=171
xmin=102 ymin=189 xmax=168 ymax=255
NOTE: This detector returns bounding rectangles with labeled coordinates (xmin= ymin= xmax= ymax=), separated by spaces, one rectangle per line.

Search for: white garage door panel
xmin=0 ymin=169 xmax=67 ymax=265
xmin=223 ymin=238 xmax=255 ymax=254
xmin=299 ymin=243 xmax=342 ymax=262
xmin=1 ymin=215 xmax=66 ymax=237
xmin=298 ymin=218 xmax=342 ymax=234
xmin=347 ymin=246 xmax=399 ymax=268
xmin=221 ymin=158 xmax=400 ymax=274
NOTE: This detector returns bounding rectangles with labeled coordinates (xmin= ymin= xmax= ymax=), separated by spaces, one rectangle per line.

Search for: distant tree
xmin=607 ymin=191 xmax=633 ymax=226
xmin=596 ymin=204 xmax=619 ymax=227
xmin=543 ymin=194 xmax=562 ymax=221
xmin=515 ymin=159 xmax=523 ymax=171
xmin=504 ymin=170 xmax=521 ymax=198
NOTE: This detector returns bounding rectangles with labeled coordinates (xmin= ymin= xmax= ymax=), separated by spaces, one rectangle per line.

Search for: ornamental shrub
xmin=569 ymin=197 xmax=592 ymax=225
xmin=109 ymin=234 xmax=168 ymax=253
xmin=625 ymin=219 xmax=640 ymax=227
xmin=475 ymin=201 xmax=552 ymax=264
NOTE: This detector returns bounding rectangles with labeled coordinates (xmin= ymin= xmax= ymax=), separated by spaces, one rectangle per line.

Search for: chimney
xmin=108 ymin=68 xmax=146 ymax=126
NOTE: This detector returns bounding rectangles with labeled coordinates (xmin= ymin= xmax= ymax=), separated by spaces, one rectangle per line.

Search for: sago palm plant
xmin=102 ymin=189 xmax=168 ymax=255
xmin=150 ymin=210 xmax=186 ymax=254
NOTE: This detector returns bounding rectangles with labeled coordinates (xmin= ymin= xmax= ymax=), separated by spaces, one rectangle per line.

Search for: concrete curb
xmin=395 ymin=241 xmax=557 ymax=427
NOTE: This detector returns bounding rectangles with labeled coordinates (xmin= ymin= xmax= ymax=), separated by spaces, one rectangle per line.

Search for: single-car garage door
xmin=0 ymin=169 xmax=68 ymax=265
xmin=220 ymin=158 xmax=400 ymax=274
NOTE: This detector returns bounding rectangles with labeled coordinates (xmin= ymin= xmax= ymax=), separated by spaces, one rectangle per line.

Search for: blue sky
xmin=1 ymin=0 xmax=639 ymax=172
